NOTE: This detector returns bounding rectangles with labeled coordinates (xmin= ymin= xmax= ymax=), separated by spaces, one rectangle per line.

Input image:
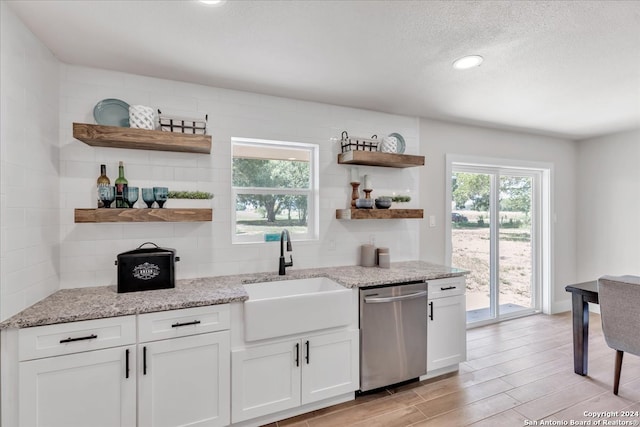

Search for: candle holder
xmin=350 ymin=182 xmax=360 ymax=207
xmin=363 ymin=189 xmax=373 ymax=199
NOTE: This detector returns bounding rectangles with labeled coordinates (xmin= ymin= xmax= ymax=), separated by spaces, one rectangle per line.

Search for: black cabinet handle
xmin=59 ymin=334 xmax=98 ymax=344
xmin=143 ymin=346 xmax=147 ymax=375
xmin=305 ymin=340 xmax=310 ymax=364
xmin=440 ymin=286 xmax=456 ymax=291
xmin=171 ymin=320 xmax=201 ymax=328
xmin=429 ymin=301 xmax=434 ymax=320
xmin=295 ymin=343 xmax=300 ymax=367
xmin=125 ymin=349 xmax=130 ymax=379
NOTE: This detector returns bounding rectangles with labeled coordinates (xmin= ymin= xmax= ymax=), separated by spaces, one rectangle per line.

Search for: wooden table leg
xmin=571 ymin=293 xmax=589 ymax=375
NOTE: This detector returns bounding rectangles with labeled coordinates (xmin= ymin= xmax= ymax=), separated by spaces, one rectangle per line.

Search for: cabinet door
xmin=301 ymin=329 xmax=359 ymax=405
xmin=427 ymin=294 xmax=467 ymax=372
xmin=138 ymin=331 xmax=230 ymax=427
xmin=19 ymin=345 xmax=136 ymax=427
xmin=231 ymin=340 xmax=301 ymax=423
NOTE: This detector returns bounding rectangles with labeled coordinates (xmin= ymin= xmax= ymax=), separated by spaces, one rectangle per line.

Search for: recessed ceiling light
xmin=199 ymin=0 xmax=226 ymax=5
xmin=452 ymin=55 xmax=484 ymax=70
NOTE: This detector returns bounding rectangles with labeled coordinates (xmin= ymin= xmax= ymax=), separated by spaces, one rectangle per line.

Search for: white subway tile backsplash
xmin=65 ymin=65 xmax=126 ymax=88
xmin=173 ymin=167 xmax=199 ymax=182
xmin=25 ymin=208 xmax=59 ymax=227
xmin=0 ymin=290 xmax=26 ymax=322
xmin=59 ymin=271 xmax=99 ymax=289
xmin=148 ymin=93 xmax=198 ymax=114
xmin=148 ymin=151 xmax=199 ymax=167
xmin=2 ymin=206 xmax=26 ymax=228
xmin=3 ymin=13 xmax=419 ymax=306
xmin=119 ymin=223 xmax=176 ymax=240
xmin=98 ymin=147 xmax=151 ymax=165
xmin=1 ymin=248 xmax=26 ymax=274
xmin=60 ymin=255 xmax=98 ymax=274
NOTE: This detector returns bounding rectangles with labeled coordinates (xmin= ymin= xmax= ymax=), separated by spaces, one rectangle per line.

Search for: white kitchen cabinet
xmin=10 ymin=305 xmax=231 ymax=427
xmin=231 ymin=339 xmax=301 ymax=421
xmin=231 ymin=329 xmax=359 ymax=423
xmin=137 ymin=306 xmax=231 ymax=427
xmin=20 ymin=346 xmax=136 ymax=427
xmin=427 ymin=277 xmax=467 ymax=372
xmin=301 ymin=330 xmax=359 ymax=404
xmin=17 ymin=316 xmax=137 ymax=427
xmin=138 ymin=332 xmax=230 ymax=427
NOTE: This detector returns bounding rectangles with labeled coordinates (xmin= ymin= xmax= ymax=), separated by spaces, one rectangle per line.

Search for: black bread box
xmin=115 ymin=242 xmax=180 ymax=293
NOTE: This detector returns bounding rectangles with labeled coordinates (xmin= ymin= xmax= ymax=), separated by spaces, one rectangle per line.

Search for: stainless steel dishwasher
xmin=359 ymin=281 xmax=427 ymax=391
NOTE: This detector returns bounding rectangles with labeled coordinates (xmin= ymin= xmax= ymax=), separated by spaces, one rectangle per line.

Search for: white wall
xmin=0 ymin=2 xmax=60 ymax=320
xmin=6 ymin=3 xmax=622 ymax=319
xmin=58 ymin=65 xmax=421 ymax=288
xmin=418 ymin=118 xmax=578 ymax=312
xmin=576 ymin=129 xmax=640 ymax=280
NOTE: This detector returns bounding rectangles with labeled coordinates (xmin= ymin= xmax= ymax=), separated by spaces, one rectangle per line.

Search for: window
xmin=232 ymin=137 xmax=319 ymax=244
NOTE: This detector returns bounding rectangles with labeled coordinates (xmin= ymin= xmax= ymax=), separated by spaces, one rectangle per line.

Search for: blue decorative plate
xmin=388 ymin=133 xmax=406 ymax=153
xmin=93 ymin=98 xmax=130 ymax=127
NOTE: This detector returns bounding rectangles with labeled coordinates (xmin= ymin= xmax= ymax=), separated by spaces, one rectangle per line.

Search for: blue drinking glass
xmin=153 ymin=187 xmax=168 ymax=208
xmin=142 ymin=188 xmax=155 ymax=208
xmin=124 ymin=187 xmax=139 ymax=208
xmin=98 ymin=186 xmax=115 ymax=208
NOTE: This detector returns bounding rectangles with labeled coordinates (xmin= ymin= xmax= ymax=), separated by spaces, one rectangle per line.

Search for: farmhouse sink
xmin=243 ymin=277 xmax=352 ymax=341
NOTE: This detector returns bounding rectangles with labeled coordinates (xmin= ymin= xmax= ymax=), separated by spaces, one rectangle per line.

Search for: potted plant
xmin=166 ymin=191 xmax=214 ymax=208
xmin=383 ymin=194 xmax=411 ymax=209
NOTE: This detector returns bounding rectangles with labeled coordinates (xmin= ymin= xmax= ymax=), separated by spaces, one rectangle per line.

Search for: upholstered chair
xmin=597 ymin=275 xmax=640 ymax=395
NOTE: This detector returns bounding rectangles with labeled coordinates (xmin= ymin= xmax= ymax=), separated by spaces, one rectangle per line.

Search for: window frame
xmin=231 ymin=137 xmax=319 ymax=244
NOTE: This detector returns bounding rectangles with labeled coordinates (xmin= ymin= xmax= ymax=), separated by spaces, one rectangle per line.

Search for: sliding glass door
xmin=451 ymin=164 xmax=541 ymax=324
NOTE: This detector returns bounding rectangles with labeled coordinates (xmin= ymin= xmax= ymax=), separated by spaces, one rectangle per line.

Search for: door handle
xmin=125 ymin=349 xmax=130 ymax=379
xmin=59 ymin=334 xmax=98 ymax=344
xmin=364 ymin=291 xmax=427 ymax=304
xmin=171 ymin=320 xmax=201 ymax=328
xmin=295 ymin=343 xmax=300 ymax=367
xmin=143 ymin=346 xmax=147 ymax=375
xmin=429 ymin=301 xmax=434 ymax=320
xmin=305 ymin=340 xmax=310 ymax=364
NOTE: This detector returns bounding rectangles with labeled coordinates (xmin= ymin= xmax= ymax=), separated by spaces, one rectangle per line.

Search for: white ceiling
xmin=7 ymin=0 xmax=640 ymax=140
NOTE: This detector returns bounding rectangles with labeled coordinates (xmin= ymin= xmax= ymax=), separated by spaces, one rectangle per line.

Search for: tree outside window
xmin=232 ymin=138 xmax=318 ymax=243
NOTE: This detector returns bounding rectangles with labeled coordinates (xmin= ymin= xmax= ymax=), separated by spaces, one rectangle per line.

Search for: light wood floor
xmin=266 ymin=312 xmax=640 ymax=427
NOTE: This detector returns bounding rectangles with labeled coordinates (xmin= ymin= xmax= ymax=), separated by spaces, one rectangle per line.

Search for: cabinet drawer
xmin=428 ymin=277 xmax=465 ymax=299
xmin=18 ymin=316 xmax=136 ymax=361
xmin=138 ymin=305 xmax=230 ymax=343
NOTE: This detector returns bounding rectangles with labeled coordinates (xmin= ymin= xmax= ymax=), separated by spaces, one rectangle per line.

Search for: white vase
xmin=129 ymin=105 xmax=155 ymax=130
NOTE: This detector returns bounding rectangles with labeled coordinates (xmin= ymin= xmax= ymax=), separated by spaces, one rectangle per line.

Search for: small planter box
xmin=166 ymin=199 xmax=212 ymax=209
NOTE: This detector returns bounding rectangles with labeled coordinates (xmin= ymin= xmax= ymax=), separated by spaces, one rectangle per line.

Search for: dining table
xmin=564 ymin=280 xmax=599 ymax=375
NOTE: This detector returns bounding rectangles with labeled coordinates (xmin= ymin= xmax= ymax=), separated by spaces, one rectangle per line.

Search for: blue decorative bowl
xmin=375 ymin=198 xmax=392 ymax=209
xmin=355 ymin=198 xmax=374 ymax=209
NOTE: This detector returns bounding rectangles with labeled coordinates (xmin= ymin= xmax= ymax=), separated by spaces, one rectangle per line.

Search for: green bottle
xmin=115 ymin=161 xmax=128 ymax=208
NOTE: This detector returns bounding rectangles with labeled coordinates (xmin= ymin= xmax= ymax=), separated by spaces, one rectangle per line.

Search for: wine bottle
xmin=115 ymin=161 xmax=128 ymax=208
xmin=96 ymin=164 xmax=110 ymax=208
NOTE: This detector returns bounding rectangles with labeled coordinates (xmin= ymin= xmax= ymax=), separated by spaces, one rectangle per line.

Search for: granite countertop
xmin=0 ymin=261 xmax=466 ymax=330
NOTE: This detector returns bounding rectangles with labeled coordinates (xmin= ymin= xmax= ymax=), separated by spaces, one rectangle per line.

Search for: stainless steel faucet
xmin=279 ymin=229 xmax=293 ymax=275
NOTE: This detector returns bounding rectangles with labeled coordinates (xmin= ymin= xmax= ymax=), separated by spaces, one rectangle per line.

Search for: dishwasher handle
xmin=364 ymin=290 xmax=427 ymax=304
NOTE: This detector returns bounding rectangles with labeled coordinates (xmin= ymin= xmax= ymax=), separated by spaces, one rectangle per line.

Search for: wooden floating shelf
xmin=74 ymin=208 xmax=213 ymax=223
xmin=335 ymin=209 xmax=423 ymax=220
xmin=73 ymin=123 xmax=211 ymax=154
xmin=337 ymin=151 xmax=424 ymax=168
